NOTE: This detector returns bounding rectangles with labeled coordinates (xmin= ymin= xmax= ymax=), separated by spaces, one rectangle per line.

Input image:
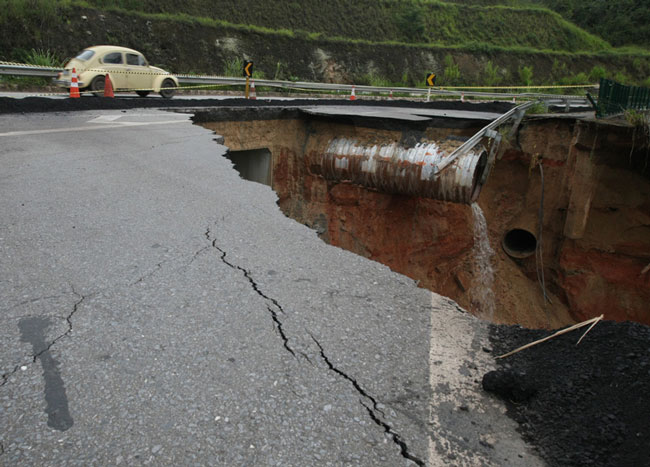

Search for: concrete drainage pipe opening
xmin=502 ymin=228 xmax=537 ymax=258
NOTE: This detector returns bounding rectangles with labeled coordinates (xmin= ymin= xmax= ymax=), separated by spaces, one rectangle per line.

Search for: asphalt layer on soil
xmin=0 ymin=96 xmax=515 ymax=115
xmin=485 ymin=321 xmax=650 ymax=467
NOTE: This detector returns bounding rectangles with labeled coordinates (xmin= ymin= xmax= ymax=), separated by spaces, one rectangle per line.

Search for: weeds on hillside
xmin=22 ymin=48 xmax=64 ymax=68
xmin=518 ymin=65 xmax=534 ymax=87
xmin=443 ymin=55 xmax=461 ymax=86
xmin=484 ymin=60 xmax=502 ymax=86
xmin=223 ymin=57 xmax=243 ymax=77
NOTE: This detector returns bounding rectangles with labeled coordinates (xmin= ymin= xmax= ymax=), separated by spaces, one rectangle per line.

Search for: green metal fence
xmin=596 ymin=78 xmax=650 ymax=117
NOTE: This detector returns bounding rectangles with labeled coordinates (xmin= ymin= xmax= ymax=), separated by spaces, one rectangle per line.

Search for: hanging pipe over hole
xmin=312 ymin=138 xmax=489 ymax=204
xmin=502 ymin=228 xmax=537 ymax=259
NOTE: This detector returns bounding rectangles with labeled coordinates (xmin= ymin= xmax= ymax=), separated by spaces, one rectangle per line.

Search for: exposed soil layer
xmin=196 ymin=107 xmax=650 ymax=328
xmin=486 ymin=320 xmax=650 ymax=467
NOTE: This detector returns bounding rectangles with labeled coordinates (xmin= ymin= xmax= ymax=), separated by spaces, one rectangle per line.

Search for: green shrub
xmin=21 ymin=48 xmax=64 ymax=67
xmin=588 ymin=65 xmax=607 ymax=83
xmin=613 ymin=71 xmax=630 ymax=85
xmin=518 ymin=65 xmax=534 ymax=86
xmin=223 ymin=57 xmax=244 ymax=77
xmin=551 ymin=59 xmax=568 ymax=81
xmin=559 ymin=72 xmax=588 ymax=85
xmin=400 ymin=71 xmax=410 ymax=87
xmin=443 ymin=54 xmax=461 ymax=86
xmin=354 ymin=73 xmax=393 ymax=87
xmin=484 ymin=60 xmax=501 ymax=86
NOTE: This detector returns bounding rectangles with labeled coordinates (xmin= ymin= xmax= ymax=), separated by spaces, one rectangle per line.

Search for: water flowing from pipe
xmin=470 ymin=203 xmax=496 ymax=321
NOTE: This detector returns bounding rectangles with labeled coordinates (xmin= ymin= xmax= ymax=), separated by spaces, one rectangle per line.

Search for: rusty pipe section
xmin=312 ymin=138 xmax=489 ymax=204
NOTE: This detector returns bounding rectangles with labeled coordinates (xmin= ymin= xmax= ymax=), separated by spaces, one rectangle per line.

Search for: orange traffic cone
xmin=389 ymin=89 xmax=393 ymax=99
xmin=350 ymin=85 xmax=356 ymax=101
xmin=103 ymin=74 xmax=114 ymax=98
xmin=249 ymin=80 xmax=256 ymax=100
xmin=69 ymin=68 xmax=80 ymax=98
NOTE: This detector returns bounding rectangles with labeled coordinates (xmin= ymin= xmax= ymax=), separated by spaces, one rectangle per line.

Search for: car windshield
xmin=75 ymin=50 xmax=95 ymax=61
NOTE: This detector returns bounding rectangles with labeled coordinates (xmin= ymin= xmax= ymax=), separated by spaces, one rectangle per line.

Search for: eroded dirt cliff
xmin=197 ymin=106 xmax=650 ymax=328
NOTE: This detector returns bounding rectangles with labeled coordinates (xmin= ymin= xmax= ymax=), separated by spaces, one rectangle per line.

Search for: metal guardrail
xmin=0 ymin=63 xmax=63 ymax=78
xmin=436 ymin=100 xmax=537 ymax=174
xmin=0 ymin=61 xmax=593 ymax=107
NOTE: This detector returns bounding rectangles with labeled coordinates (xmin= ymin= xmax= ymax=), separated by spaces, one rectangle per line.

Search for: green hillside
xmin=1 ymin=0 xmax=649 ymax=88
xmin=447 ymin=0 xmax=650 ymax=48
xmin=84 ymin=0 xmax=609 ymax=52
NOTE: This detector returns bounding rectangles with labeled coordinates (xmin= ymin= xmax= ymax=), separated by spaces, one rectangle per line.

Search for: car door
xmin=125 ymin=53 xmax=152 ymax=92
xmin=100 ymin=51 xmax=128 ymax=90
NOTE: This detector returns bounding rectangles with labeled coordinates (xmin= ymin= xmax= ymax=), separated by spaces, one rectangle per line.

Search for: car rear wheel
xmin=136 ymin=91 xmax=150 ymax=97
xmin=90 ymin=76 xmax=105 ymax=97
xmin=159 ymin=79 xmax=176 ymax=99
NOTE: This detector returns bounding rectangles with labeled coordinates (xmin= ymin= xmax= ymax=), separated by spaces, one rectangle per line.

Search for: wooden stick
xmin=497 ymin=314 xmax=604 ymax=359
xmin=576 ymin=316 xmax=603 ymax=346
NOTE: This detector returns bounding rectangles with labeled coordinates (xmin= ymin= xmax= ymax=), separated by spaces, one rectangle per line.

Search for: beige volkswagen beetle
xmin=54 ymin=45 xmax=179 ymax=98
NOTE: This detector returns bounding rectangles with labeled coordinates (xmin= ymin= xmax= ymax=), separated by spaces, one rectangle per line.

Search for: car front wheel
xmin=159 ymin=79 xmax=176 ymax=98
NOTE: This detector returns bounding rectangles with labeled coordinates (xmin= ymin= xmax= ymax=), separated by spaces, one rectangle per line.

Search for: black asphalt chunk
xmin=487 ymin=321 xmax=650 ymax=467
xmin=0 ymin=96 xmax=515 ymax=115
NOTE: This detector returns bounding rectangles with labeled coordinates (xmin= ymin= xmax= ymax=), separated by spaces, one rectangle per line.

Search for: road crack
xmin=1 ymin=286 xmax=86 ymax=388
xmin=311 ymin=335 xmax=425 ymax=466
xmin=130 ymin=259 xmax=170 ymax=286
xmin=205 ymin=228 xmax=297 ymax=358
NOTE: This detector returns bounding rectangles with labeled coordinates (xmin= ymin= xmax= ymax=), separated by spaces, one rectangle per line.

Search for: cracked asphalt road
xmin=0 ymin=107 xmax=541 ymax=465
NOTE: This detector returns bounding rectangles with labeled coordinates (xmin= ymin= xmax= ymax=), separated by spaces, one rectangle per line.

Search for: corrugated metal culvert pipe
xmin=312 ymin=138 xmax=489 ymax=204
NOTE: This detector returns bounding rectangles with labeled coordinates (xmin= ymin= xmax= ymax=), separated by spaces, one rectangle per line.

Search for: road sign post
xmin=426 ymin=73 xmax=436 ymax=102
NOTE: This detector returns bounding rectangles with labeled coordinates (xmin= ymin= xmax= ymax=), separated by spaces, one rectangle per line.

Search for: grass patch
xmin=78 ymin=0 xmax=611 ymax=53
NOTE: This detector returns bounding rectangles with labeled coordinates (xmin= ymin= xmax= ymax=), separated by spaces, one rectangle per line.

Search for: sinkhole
xmin=193 ymin=104 xmax=650 ymax=329
xmin=197 ymin=107 xmax=512 ymax=323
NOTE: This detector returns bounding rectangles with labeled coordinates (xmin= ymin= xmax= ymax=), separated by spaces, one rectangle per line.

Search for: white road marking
xmin=88 ymin=115 xmax=123 ymax=123
xmin=426 ymin=291 xmax=544 ymax=466
xmin=0 ymin=119 xmax=188 ymax=137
